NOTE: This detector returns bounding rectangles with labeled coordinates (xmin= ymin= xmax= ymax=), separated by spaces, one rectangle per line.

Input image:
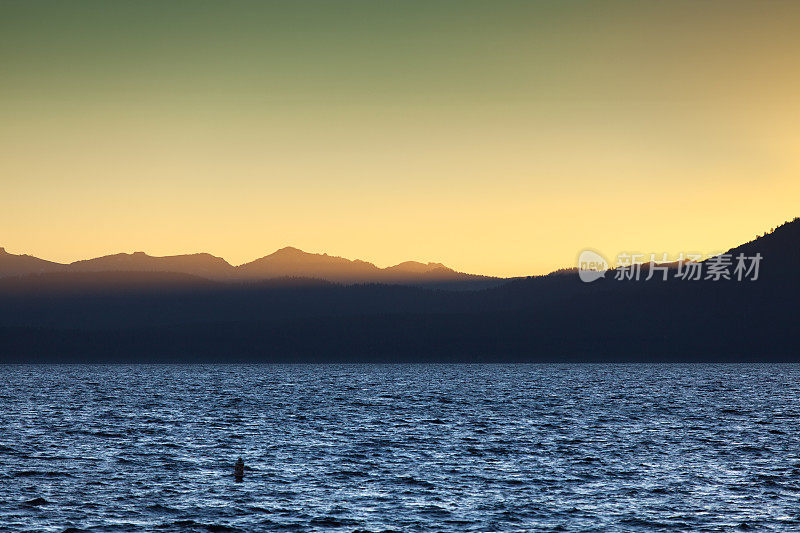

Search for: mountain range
xmin=0 ymin=246 xmax=498 ymax=287
xmin=0 ymin=217 xmax=797 ymax=362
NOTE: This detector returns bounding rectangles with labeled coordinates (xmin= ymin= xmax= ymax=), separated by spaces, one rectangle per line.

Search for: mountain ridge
xmin=3 ymin=216 xmax=796 ymax=287
xmin=0 ymin=246 xmax=497 ymax=286
xmin=1 ymin=217 xmax=797 ymax=362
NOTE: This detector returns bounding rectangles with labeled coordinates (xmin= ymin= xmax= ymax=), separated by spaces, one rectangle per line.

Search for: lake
xmin=2 ymin=364 xmax=799 ymax=531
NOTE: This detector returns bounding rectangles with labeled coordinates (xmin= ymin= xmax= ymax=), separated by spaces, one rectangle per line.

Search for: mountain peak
xmin=270 ymin=246 xmax=307 ymax=257
xmin=0 ymin=247 xmax=6 ymax=255
xmin=239 ymin=246 xmax=382 ymax=281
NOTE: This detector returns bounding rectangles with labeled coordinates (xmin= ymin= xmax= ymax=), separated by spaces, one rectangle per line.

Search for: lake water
xmin=2 ymin=364 xmax=800 ymax=532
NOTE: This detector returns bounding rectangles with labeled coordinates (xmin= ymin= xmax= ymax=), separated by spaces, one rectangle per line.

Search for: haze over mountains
xmin=0 ymin=246 xmax=497 ymax=287
xmin=1 ymin=217 xmax=797 ymax=362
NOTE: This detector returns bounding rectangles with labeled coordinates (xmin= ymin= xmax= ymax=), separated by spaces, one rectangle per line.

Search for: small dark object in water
xmin=24 ymin=497 xmax=48 ymax=506
xmin=234 ymin=457 xmax=244 ymax=481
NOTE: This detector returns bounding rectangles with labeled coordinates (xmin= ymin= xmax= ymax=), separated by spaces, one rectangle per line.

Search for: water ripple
xmin=1 ymin=363 xmax=799 ymax=531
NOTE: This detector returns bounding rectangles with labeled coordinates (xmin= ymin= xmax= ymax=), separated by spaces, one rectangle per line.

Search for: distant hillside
xmin=69 ymin=251 xmax=235 ymax=280
xmin=238 ymin=247 xmax=498 ymax=287
xmin=723 ymin=216 xmax=800 ymax=275
xmin=0 ymin=246 xmax=498 ymax=287
xmin=0 ymin=247 xmax=65 ymax=277
xmin=237 ymin=247 xmax=384 ymax=282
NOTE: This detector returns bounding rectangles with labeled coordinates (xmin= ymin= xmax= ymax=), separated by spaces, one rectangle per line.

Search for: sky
xmin=1 ymin=1 xmax=799 ymax=277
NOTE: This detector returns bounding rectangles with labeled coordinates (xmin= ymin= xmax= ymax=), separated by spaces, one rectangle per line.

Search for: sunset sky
xmin=2 ymin=1 xmax=799 ymax=277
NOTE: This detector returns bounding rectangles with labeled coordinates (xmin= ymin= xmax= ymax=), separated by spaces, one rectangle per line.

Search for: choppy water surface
xmin=2 ymin=364 xmax=800 ymax=532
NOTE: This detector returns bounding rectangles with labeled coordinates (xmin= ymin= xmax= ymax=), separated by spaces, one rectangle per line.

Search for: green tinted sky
xmin=2 ymin=1 xmax=799 ymax=275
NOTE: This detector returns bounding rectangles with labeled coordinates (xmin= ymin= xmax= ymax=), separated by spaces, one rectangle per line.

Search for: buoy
xmin=234 ymin=457 xmax=244 ymax=482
